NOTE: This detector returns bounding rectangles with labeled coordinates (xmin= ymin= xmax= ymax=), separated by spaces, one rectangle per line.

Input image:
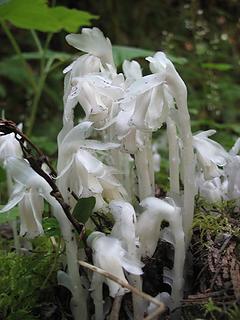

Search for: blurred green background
xmin=1 ymin=0 xmax=240 ymax=155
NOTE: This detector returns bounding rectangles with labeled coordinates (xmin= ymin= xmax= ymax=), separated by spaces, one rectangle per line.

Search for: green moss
xmin=193 ymin=197 xmax=240 ymax=241
xmin=0 ymin=237 xmax=60 ymax=320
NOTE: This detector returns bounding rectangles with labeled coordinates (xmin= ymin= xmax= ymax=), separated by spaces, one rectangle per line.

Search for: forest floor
xmin=0 ymin=198 xmax=239 ymax=320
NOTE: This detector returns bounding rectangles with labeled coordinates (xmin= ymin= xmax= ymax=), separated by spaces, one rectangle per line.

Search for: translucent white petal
xmin=61 ymin=121 xmax=93 ymax=148
xmin=146 ymin=52 xmax=168 ymax=74
xmin=4 ymin=157 xmax=44 ymax=188
xmin=121 ymin=254 xmax=143 ymax=275
xmin=75 ymin=150 xmax=103 ymax=175
xmin=193 ymin=130 xmax=229 ymax=167
xmin=66 ymin=28 xmax=115 ymax=66
xmin=19 ymin=191 xmax=44 ymax=239
xmin=56 ymin=155 xmax=75 ymax=180
xmin=123 ymin=74 xmax=165 ymax=102
xmin=123 ymin=60 xmax=142 ymax=81
xmin=80 ymin=140 xmax=120 ymax=150
xmin=0 ymin=185 xmax=25 ymax=213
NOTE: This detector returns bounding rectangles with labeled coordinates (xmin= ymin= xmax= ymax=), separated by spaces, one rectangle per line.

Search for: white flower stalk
xmin=137 ymin=197 xmax=185 ymax=308
xmin=110 ymin=200 xmax=138 ymax=254
xmin=109 ymin=200 xmax=145 ymax=320
xmin=87 ymin=232 xmax=143 ymax=319
xmin=57 ymin=121 xmax=126 ymax=208
xmin=1 ymin=157 xmax=87 ymax=320
xmin=147 ymin=52 xmax=195 ymax=243
xmin=114 ymin=74 xmax=166 ymax=200
xmin=225 ymin=155 xmax=240 ymax=200
xmin=193 ymin=130 xmax=229 ymax=180
xmin=166 ymin=116 xmax=180 ymax=195
xmin=152 ymin=143 xmax=161 ymax=173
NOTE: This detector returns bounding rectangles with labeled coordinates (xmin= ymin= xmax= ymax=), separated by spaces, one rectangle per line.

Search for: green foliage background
xmin=0 ymin=1 xmax=240 ymax=318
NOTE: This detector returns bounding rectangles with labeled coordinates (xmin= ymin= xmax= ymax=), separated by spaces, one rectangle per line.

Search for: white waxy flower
xmin=122 ymin=60 xmax=142 ymax=85
xmin=63 ymin=73 xmax=124 ymax=128
xmin=63 ymin=54 xmax=101 ymax=124
xmin=0 ymin=182 xmax=44 ymax=239
xmin=138 ymin=197 xmax=185 ymax=308
xmin=0 ymin=157 xmax=53 ymax=238
xmin=66 ymin=28 xmax=115 ymax=67
xmin=87 ymin=232 xmax=143 ymax=297
xmin=109 ymin=200 xmax=138 ymax=254
xmin=0 ymin=131 xmax=22 ymax=163
xmin=18 ymin=188 xmax=44 ymax=239
xmin=193 ymin=130 xmax=229 ymax=180
xmin=196 ymin=173 xmax=225 ymax=203
xmin=137 ymin=197 xmax=178 ymax=258
xmin=57 ymin=122 xmax=126 ymax=207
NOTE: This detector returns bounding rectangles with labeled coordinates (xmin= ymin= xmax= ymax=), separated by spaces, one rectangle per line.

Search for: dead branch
xmin=78 ymin=260 xmax=166 ymax=320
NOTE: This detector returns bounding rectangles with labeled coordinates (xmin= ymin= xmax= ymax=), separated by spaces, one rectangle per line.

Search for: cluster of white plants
xmin=194 ymin=131 xmax=240 ymax=204
xmin=1 ymin=27 xmax=239 ymax=319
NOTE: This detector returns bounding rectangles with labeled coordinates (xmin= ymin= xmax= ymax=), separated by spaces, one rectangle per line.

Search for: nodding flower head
xmin=193 ymin=130 xmax=229 ymax=180
xmin=66 ymin=27 xmax=115 ymax=68
xmin=0 ymin=157 xmax=54 ymax=239
xmin=87 ymin=231 xmax=143 ymax=297
xmin=0 ymin=130 xmax=22 ymax=163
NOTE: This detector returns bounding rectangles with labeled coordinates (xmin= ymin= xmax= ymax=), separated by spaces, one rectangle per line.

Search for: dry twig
xmin=78 ymin=260 xmax=166 ymax=320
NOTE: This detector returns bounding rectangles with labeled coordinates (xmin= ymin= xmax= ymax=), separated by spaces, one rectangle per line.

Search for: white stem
xmin=128 ymin=274 xmax=146 ymax=320
xmin=127 ymin=240 xmax=146 ymax=319
xmin=135 ymin=139 xmax=154 ymax=201
xmin=172 ymin=232 xmax=185 ymax=308
xmin=146 ymin=134 xmax=155 ymax=195
xmin=91 ymin=273 xmax=104 ymax=320
xmin=6 ymin=171 xmax=20 ymax=254
xmin=111 ymin=150 xmax=133 ymax=199
xmin=79 ymin=260 xmax=166 ymax=318
xmin=10 ymin=220 xmax=20 ymax=253
xmin=166 ymin=67 xmax=195 ymax=244
xmin=166 ymin=117 xmax=180 ymax=195
xmin=167 ymin=207 xmax=185 ymax=308
xmin=52 ymin=204 xmax=88 ymax=320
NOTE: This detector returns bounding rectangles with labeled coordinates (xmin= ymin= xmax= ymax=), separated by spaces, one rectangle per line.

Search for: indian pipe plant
xmin=1 ymin=28 xmax=240 ymax=320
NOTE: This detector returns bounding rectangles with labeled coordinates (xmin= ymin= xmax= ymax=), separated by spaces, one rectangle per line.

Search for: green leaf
xmin=167 ymin=54 xmax=188 ymax=65
xmin=49 ymin=7 xmax=98 ymax=33
xmin=42 ymin=217 xmax=60 ymax=237
xmin=0 ymin=58 xmax=29 ymax=85
xmin=0 ymin=206 xmax=19 ymax=224
xmin=112 ymin=45 xmax=154 ymax=67
xmin=0 ymin=0 xmax=97 ymax=32
xmin=9 ymin=50 xmax=72 ymax=62
xmin=112 ymin=45 xmax=188 ymax=67
xmin=201 ymin=63 xmax=233 ymax=71
xmin=72 ymin=196 xmax=96 ymax=224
